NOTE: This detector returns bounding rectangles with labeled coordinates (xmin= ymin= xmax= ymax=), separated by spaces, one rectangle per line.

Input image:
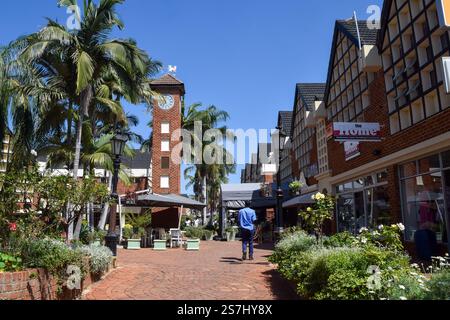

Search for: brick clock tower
xmin=150 ymin=74 xmax=185 ymax=228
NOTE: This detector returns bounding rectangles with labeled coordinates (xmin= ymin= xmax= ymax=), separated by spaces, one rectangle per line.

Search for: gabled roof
xmin=295 ymin=84 xmax=326 ymax=110
xmin=278 ymin=111 xmax=293 ymax=137
xmin=324 ymin=19 xmax=379 ymax=104
xmin=257 ymin=143 xmax=272 ymax=163
xmin=377 ymin=0 xmax=394 ymax=51
xmin=291 ymin=83 xmax=325 ymax=139
xmin=150 ymin=74 xmax=186 ymax=95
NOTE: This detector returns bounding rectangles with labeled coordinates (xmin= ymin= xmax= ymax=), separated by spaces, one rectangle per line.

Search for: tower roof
xmin=150 ymin=74 xmax=185 ymax=95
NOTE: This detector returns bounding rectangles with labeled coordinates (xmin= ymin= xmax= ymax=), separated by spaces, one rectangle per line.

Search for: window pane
xmin=418 ymin=154 xmax=440 ymax=174
xmin=376 ymin=170 xmax=388 ymax=184
xmin=337 ymin=194 xmax=354 ymax=233
xmin=443 ymin=170 xmax=450 ymax=244
xmin=366 ymin=186 xmax=391 ymax=227
xmin=161 ymin=122 xmax=170 ymax=134
xmin=354 ymin=191 xmax=366 ymax=231
xmin=354 ymin=178 xmax=365 ymax=189
xmin=443 ymin=150 xmax=450 ymax=169
xmin=402 ymin=174 xmax=445 ymax=242
xmin=160 ymin=176 xmax=169 ymax=189
xmin=400 ymin=161 xmax=417 ymax=178
xmin=161 ymin=157 xmax=170 ymax=169
xmin=161 ymin=140 xmax=170 ymax=152
xmin=343 ymin=182 xmax=353 ymax=192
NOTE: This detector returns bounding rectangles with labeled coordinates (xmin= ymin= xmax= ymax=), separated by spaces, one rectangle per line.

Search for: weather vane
xmin=168 ymin=65 xmax=177 ymax=74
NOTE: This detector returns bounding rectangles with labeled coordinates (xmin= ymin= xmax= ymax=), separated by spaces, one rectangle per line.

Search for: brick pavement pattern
xmin=83 ymin=241 xmax=298 ymax=300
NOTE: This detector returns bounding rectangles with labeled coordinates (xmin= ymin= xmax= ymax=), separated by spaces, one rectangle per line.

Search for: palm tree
xmin=2 ymin=0 xmax=161 ymax=240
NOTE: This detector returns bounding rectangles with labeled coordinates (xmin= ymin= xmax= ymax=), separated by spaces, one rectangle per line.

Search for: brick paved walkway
xmin=83 ymin=241 xmax=298 ymax=300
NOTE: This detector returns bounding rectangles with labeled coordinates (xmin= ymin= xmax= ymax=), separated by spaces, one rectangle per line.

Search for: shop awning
xmin=282 ymin=192 xmax=316 ymax=208
xmin=220 ymin=183 xmax=289 ymax=210
xmin=134 ymin=193 xmax=206 ymax=210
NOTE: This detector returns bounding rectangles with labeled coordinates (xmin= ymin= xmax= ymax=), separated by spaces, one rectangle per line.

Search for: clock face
xmin=158 ymin=95 xmax=175 ymax=110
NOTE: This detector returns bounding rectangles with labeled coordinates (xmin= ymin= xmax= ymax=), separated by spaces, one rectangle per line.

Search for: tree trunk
xmin=98 ymin=171 xmax=113 ymax=230
xmin=67 ymin=86 xmax=93 ymax=241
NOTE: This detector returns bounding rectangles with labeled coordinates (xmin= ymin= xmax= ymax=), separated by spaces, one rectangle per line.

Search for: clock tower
xmin=150 ymin=74 xmax=185 ymax=196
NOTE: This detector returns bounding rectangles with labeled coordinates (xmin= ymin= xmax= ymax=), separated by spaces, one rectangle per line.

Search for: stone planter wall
xmin=0 ymin=260 xmax=114 ymax=301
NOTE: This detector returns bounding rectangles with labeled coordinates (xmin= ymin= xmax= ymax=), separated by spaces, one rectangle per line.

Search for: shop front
xmin=335 ymin=169 xmax=392 ymax=234
xmin=398 ymin=150 xmax=450 ymax=253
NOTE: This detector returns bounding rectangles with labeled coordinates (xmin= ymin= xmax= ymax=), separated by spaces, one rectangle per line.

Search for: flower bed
xmin=270 ymin=226 xmax=450 ymax=300
xmin=0 ymin=239 xmax=115 ymax=300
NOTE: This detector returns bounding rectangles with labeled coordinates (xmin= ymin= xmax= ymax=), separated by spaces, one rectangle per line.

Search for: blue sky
xmin=0 ymin=0 xmax=383 ymax=193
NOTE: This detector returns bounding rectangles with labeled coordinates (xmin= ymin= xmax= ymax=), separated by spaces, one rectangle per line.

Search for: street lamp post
xmin=275 ymin=126 xmax=287 ymax=239
xmin=105 ymin=131 xmax=128 ymax=257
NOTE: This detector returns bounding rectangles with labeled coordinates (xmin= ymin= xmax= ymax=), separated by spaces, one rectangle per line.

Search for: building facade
xmin=307 ymin=2 xmax=450 ymax=254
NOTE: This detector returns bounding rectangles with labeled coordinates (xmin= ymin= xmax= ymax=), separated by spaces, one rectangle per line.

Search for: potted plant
xmin=91 ymin=230 xmax=107 ymax=246
xmin=202 ymin=229 xmax=214 ymax=241
xmin=289 ymin=181 xmax=302 ymax=196
xmin=225 ymin=227 xmax=234 ymax=242
xmin=184 ymin=227 xmax=202 ymax=250
xmin=123 ymin=224 xmax=144 ymax=250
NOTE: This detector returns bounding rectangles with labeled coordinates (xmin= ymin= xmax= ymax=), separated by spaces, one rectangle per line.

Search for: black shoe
xmin=242 ymin=253 xmax=247 ymax=261
xmin=249 ymin=255 xmax=254 ymax=261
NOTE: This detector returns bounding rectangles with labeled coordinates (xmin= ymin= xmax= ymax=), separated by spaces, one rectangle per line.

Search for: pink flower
xmin=9 ymin=223 xmax=17 ymax=232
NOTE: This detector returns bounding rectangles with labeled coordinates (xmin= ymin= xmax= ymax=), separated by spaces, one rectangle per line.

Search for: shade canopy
xmin=282 ymin=192 xmax=316 ymax=208
xmin=220 ymin=183 xmax=290 ymax=210
xmin=135 ymin=193 xmax=206 ymax=210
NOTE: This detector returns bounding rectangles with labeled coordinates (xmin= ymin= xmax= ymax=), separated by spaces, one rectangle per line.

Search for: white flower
xmin=396 ymin=223 xmax=405 ymax=231
xmin=311 ymin=195 xmax=316 ymax=200
xmin=359 ymin=227 xmax=369 ymax=234
xmin=399 ymin=285 xmax=406 ymax=290
xmin=378 ymin=225 xmax=384 ymax=230
xmin=372 ymin=231 xmax=380 ymax=236
xmin=31 ymin=149 xmax=38 ymax=157
xmin=399 ymin=296 xmax=407 ymax=301
xmin=360 ymin=237 xmax=368 ymax=244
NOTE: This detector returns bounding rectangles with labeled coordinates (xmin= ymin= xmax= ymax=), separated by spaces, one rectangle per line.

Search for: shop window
xmin=401 ymin=161 xmax=417 ymax=178
xmin=419 ymin=154 xmax=441 ymax=174
xmin=401 ymin=173 xmax=446 ymax=242
xmin=337 ymin=194 xmax=355 ymax=233
xmin=366 ymin=186 xmax=392 ymax=226
xmin=443 ymin=150 xmax=450 ymax=168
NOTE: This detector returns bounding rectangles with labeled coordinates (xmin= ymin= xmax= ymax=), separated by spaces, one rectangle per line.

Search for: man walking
xmin=238 ymin=201 xmax=257 ymax=261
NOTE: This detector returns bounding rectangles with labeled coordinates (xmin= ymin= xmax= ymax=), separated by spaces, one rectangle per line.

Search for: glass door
xmin=443 ymin=170 xmax=450 ymax=250
xmin=354 ymin=191 xmax=366 ymax=232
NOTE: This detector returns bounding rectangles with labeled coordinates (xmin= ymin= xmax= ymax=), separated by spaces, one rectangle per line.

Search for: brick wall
xmin=0 ymin=261 xmax=113 ymax=301
xmin=328 ymin=69 xmax=450 ymax=177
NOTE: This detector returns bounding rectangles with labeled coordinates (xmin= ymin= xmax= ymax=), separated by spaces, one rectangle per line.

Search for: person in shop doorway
xmin=238 ymin=201 xmax=257 ymax=261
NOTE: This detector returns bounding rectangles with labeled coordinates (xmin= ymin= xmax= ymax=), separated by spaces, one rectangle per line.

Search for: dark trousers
xmin=241 ymin=228 xmax=255 ymax=256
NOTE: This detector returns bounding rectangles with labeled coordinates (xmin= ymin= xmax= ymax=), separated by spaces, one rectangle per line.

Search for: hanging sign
xmin=344 ymin=142 xmax=361 ymax=161
xmin=332 ymin=122 xmax=381 ymax=142
xmin=437 ymin=0 xmax=450 ymax=27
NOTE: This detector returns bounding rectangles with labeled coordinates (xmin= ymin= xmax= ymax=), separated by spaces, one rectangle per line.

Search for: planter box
xmin=153 ymin=240 xmax=167 ymax=251
xmin=186 ymin=239 xmax=200 ymax=251
xmin=126 ymin=239 xmax=141 ymax=250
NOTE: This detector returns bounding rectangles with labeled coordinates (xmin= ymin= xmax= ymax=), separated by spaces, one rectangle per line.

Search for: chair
xmin=169 ymin=229 xmax=183 ymax=248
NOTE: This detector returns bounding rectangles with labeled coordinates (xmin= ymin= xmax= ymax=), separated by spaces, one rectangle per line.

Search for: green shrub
xmin=270 ymin=231 xmax=317 ymax=265
xmin=0 ymin=252 xmax=22 ymax=272
xmin=76 ymin=245 xmax=113 ymax=275
xmin=424 ymin=270 xmax=450 ymax=300
xmin=185 ymin=227 xmax=204 ymax=239
xmin=323 ymin=232 xmax=357 ymax=248
xmin=202 ymin=229 xmax=214 ymax=240
xmin=21 ymin=238 xmax=85 ymax=278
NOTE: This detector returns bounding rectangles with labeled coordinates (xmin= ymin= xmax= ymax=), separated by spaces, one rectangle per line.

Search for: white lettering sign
xmin=333 ymin=123 xmax=381 ymax=142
